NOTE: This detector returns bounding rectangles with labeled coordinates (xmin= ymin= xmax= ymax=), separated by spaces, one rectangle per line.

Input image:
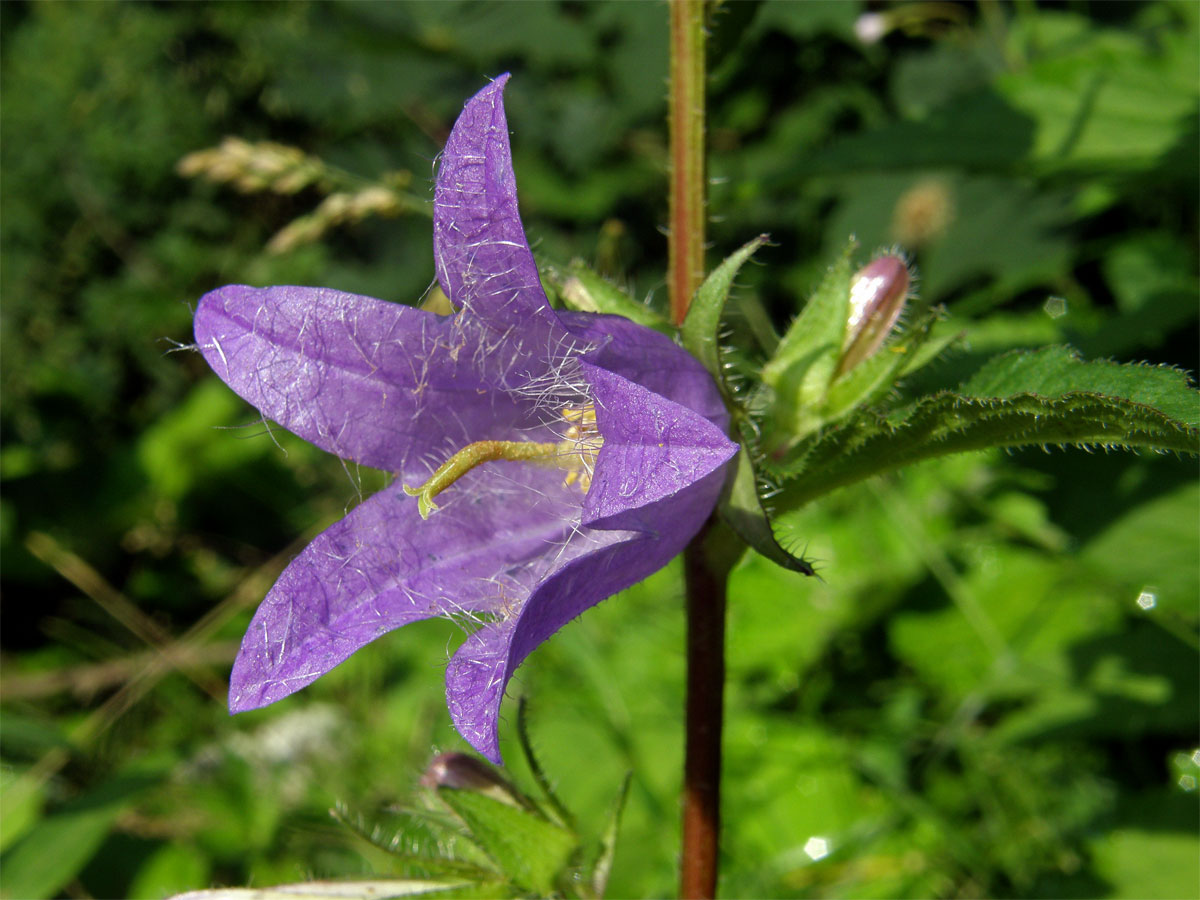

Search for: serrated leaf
xmin=680 ymin=234 xmax=770 ymax=385
xmin=436 ymin=788 xmax=577 ymax=897
xmin=962 ymin=345 xmax=1199 ymax=426
xmin=720 ymin=444 xmax=815 ymax=576
xmin=772 ymin=350 xmax=1199 ymax=511
xmin=328 ymin=805 xmax=498 ymax=882
xmin=551 ymin=261 xmax=673 ymax=336
xmin=168 ymin=879 xmax=495 ymax=900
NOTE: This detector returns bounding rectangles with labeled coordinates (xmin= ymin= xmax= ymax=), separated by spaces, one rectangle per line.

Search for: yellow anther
xmin=561 ymin=405 xmax=598 ymax=427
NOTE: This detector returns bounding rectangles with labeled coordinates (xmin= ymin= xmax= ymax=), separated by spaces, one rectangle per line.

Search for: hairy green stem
xmin=669 ymin=0 xmax=706 ymax=327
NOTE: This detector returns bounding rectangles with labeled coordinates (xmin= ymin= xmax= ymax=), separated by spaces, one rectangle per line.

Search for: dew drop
xmin=1135 ymin=589 xmax=1157 ymax=611
xmin=1043 ymin=296 xmax=1068 ymax=319
xmin=803 ymin=836 xmax=831 ymax=861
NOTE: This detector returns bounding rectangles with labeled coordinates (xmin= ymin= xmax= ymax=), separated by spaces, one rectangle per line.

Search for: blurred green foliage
xmin=1 ymin=1 xmax=1196 ymax=898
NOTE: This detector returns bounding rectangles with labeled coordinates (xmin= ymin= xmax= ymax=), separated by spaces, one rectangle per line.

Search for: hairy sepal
xmin=680 ymin=234 xmax=771 ymax=390
xmin=549 ymin=260 xmax=674 ymax=336
xmin=759 ymin=240 xmax=855 ymax=442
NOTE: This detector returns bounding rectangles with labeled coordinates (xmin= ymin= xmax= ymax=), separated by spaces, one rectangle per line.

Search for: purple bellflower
xmin=193 ymin=75 xmax=737 ymax=763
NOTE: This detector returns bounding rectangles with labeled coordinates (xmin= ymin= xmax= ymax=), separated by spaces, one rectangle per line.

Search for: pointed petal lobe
xmin=194 ymin=284 xmax=540 ymax=475
xmin=445 ymin=454 xmax=731 ymax=763
xmin=433 ymin=75 xmax=574 ymax=375
xmin=581 ymin=362 xmax=738 ymax=530
xmin=563 ymin=310 xmax=730 ymax=430
xmin=231 ymin=466 xmax=584 ymax=712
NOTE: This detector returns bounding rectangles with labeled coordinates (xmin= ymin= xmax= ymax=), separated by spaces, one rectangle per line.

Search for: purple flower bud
xmin=421 ymin=752 xmax=507 ymax=792
xmin=421 ymin=752 xmax=525 ymax=808
xmin=837 ymin=255 xmax=910 ymax=376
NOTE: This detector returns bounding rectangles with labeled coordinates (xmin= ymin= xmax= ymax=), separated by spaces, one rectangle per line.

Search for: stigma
xmin=404 ymin=404 xmax=603 ymax=519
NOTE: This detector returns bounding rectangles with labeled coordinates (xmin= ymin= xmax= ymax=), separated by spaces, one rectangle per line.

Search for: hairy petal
xmin=563 ymin=311 xmax=730 ymax=431
xmin=444 ymin=525 xmax=632 ymax=763
xmin=445 ymin=458 xmax=730 ymax=763
xmin=433 ymin=74 xmax=575 ymax=379
xmin=443 ymin=346 xmax=737 ymax=762
xmin=581 ymin=362 xmax=738 ymax=530
xmin=194 ymin=284 xmax=540 ymax=475
xmin=230 ymin=466 xmax=583 ymax=713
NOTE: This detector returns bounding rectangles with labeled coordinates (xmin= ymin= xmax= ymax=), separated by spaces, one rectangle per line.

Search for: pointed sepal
xmin=681 ymin=234 xmax=771 ymax=389
xmin=719 ymin=441 xmax=816 ymax=575
xmin=550 ymin=260 xmax=674 ymax=336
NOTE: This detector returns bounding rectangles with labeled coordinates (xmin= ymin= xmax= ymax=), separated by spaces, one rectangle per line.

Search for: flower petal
xmin=563 ymin=310 xmax=731 ymax=431
xmin=445 ymin=456 xmax=730 ymax=763
xmin=444 ymin=525 xmax=631 ymax=763
xmin=580 ymin=361 xmax=738 ymax=530
xmin=230 ymin=465 xmax=584 ymax=713
xmin=442 ymin=327 xmax=738 ymax=763
xmin=433 ymin=74 xmax=576 ymax=377
xmin=194 ymin=284 xmax=542 ymax=475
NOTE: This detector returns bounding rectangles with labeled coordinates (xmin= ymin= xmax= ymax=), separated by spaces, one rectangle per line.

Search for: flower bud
xmin=837 ymin=255 xmax=910 ymax=376
xmin=422 ymin=751 xmax=505 ymax=790
xmin=420 ymin=752 xmax=524 ymax=807
xmin=853 ymin=3 xmax=967 ymax=44
xmin=853 ymin=12 xmax=889 ymax=44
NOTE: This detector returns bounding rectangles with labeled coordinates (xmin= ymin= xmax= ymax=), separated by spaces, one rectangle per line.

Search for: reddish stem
xmin=668 ymin=4 xmax=725 ymax=896
xmin=680 ymin=535 xmax=727 ymax=899
xmin=668 ymin=1 xmax=722 ymax=896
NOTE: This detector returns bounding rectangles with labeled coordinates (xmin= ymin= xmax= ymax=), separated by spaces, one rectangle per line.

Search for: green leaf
xmin=549 ymin=260 xmax=673 ymax=336
xmin=1085 ymin=232 xmax=1200 ymax=358
xmin=962 ymin=345 xmax=1199 ymax=426
xmin=329 ymin=804 xmax=501 ymax=882
xmin=167 ymin=879 xmax=492 ymax=899
xmin=516 ymin=697 xmax=574 ymax=831
xmin=720 ymin=444 xmax=815 ymax=576
xmin=0 ymin=772 xmax=157 ymax=900
xmin=1087 ymin=789 xmax=1200 ymax=900
xmin=680 ymin=234 xmax=769 ymax=383
xmin=996 ymin=12 xmax=1198 ymax=172
xmin=127 ymin=842 xmax=210 ymax=900
xmin=589 ymin=772 xmax=631 ymax=899
xmin=0 ymin=767 xmax=44 ymax=854
xmin=771 ymin=348 xmax=1199 ymax=511
xmin=802 ymin=89 xmax=1037 ymax=174
xmin=1083 ymin=481 xmax=1200 ymax=628
xmin=436 ymin=788 xmax=577 ymax=897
